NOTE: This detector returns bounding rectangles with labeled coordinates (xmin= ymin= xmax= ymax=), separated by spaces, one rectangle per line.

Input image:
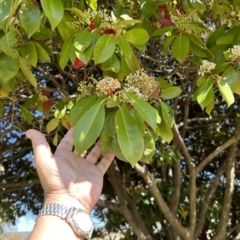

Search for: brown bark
xmin=107 ymin=160 xmax=153 ymax=240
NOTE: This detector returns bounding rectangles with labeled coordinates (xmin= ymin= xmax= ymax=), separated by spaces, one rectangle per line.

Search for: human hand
xmin=26 ymin=128 xmax=115 ymax=213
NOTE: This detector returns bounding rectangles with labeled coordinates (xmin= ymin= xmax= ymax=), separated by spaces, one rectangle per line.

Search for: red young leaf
xmin=74 ymin=58 xmax=85 ymax=69
xmin=159 ymin=18 xmax=174 ymax=26
xmin=158 ymin=5 xmax=168 ymax=11
xmin=43 ymin=100 xmax=52 ymax=113
xmin=103 ymin=29 xmax=116 ymax=35
xmin=42 ymin=91 xmax=51 ymax=96
xmin=89 ymin=21 xmax=96 ymax=31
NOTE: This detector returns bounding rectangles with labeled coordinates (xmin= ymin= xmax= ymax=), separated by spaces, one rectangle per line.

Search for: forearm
xmin=29 ymin=215 xmax=83 ymax=240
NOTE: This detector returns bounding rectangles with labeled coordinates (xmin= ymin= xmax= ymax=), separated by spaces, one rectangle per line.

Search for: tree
xmin=0 ymin=0 xmax=240 ymax=239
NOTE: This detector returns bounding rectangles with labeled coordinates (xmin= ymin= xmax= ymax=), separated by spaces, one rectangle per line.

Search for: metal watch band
xmin=38 ymin=203 xmax=70 ymax=219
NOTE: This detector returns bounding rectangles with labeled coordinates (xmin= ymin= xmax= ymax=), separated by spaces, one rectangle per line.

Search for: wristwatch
xmin=38 ymin=204 xmax=94 ymax=239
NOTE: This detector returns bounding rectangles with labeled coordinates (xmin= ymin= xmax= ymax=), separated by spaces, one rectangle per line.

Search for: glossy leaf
xmin=59 ymin=37 xmax=74 ymax=69
xmin=126 ymin=92 xmax=160 ymax=131
xmin=100 ymin=131 xmax=113 ymax=155
xmin=74 ymin=29 xmax=91 ymax=52
xmin=217 ymin=79 xmax=234 ymax=107
xmin=0 ymin=31 xmax=18 ymax=57
xmin=20 ymin=106 xmax=32 ymax=124
xmin=0 ymin=53 xmax=20 ymax=83
xmin=197 ymin=80 xmax=214 ymax=110
xmin=161 ymin=86 xmax=182 ymax=99
xmin=66 ymin=7 xmax=85 ymax=18
xmin=20 ymin=58 xmax=37 ymax=88
xmin=33 ymin=41 xmax=51 ymax=62
xmin=123 ymin=28 xmax=149 ymax=46
xmin=103 ymin=111 xmax=117 ymax=138
xmin=86 ymin=0 xmax=97 ymax=10
xmin=70 ymin=95 xmax=97 ymax=125
xmin=75 ymin=45 xmax=93 ymax=65
xmin=0 ymin=0 xmax=13 ymax=31
xmin=172 ymin=35 xmax=189 ymax=63
xmin=93 ymin=35 xmax=116 ymax=64
xmin=41 ymin=0 xmax=64 ymax=30
xmin=118 ymin=36 xmax=132 ymax=58
xmin=20 ymin=41 xmax=38 ymax=67
xmin=112 ymin=138 xmax=127 ymax=162
xmin=124 ymin=52 xmax=140 ymax=72
xmin=19 ymin=3 xmax=41 ymax=38
xmin=47 ymin=118 xmax=59 ymax=133
xmin=73 ymin=101 xmax=105 ymax=154
xmin=139 ymin=132 xmax=155 ymax=163
xmin=141 ymin=1 xmax=157 ymax=18
xmin=115 ymin=104 xmax=144 ymax=165
xmin=101 ymin=53 xmax=120 ymax=73
xmin=158 ymin=120 xmax=173 ymax=143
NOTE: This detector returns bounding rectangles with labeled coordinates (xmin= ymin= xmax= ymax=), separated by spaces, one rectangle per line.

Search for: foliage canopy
xmin=1 ymin=0 xmax=240 ymax=239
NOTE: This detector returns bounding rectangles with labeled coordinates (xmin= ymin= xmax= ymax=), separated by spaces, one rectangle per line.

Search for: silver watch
xmin=38 ymin=204 xmax=94 ymax=239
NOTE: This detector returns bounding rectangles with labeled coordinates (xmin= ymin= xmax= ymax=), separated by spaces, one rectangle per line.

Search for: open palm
xmin=26 ymin=128 xmax=115 ymax=212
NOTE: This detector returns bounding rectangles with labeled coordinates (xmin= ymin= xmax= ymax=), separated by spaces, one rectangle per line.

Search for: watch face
xmin=74 ymin=210 xmax=93 ymax=232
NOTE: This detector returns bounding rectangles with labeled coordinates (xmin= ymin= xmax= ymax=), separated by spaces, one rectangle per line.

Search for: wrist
xmin=44 ymin=193 xmax=90 ymax=213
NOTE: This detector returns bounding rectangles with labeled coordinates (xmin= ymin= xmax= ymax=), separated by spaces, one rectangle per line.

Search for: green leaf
xmin=70 ymin=95 xmax=97 ymax=125
xmin=118 ymin=36 xmax=132 ymax=58
xmin=86 ymin=0 xmax=97 ymax=10
xmin=66 ymin=7 xmax=85 ymax=18
xmin=20 ymin=58 xmax=37 ymax=88
xmin=159 ymin=101 xmax=174 ymax=127
xmin=158 ymin=120 xmax=173 ymax=143
xmin=19 ymin=3 xmax=41 ymax=38
xmin=222 ymin=67 xmax=238 ymax=91
xmin=217 ymin=79 xmax=234 ymax=107
xmin=189 ymin=0 xmax=206 ymax=14
xmin=20 ymin=41 xmax=38 ymax=67
xmin=125 ymin=92 xmax=160 ymax=131
xmin=100 ymin=131 xmax=113 ymax=155
xmin=152 ymin=27 xmax=174 ymax=36
xmin=33 ymin=41 xmax=51 ymax=62
xmin=123 ymin=28 xmax=149 ymax=46
xmin=104 ymin=111 xmax=117 ymax=138
xmin=75 ymin=45 xmax=93 ymax=65
xmin=57 ymin=12 xmax=78 ymax=41
xmin=74 ymin=29 xmax=91 ymax=52
xmin=124 ymin=52 xmax=140 ymax=72
xmin=106 ymin=96 xmax=120 ymax=108
xmin=130 ymin=109 xmax=145 ymax=135
xmin=20 ymin=106 xmax=32 ymax=124
xmin=172 ymin=35 xmax=189 ymax=63
xmin=139 ymin=132 xmax=155 ymax=163
xmin=196 ymin=80 xmax=214 ymax=110
xmin=73 ymin=101 xmax=105 ymax=154
xmin=41 ymin=0 xmax=64 ymax=30
xmin=93 ymin=35 xmax=116 ymax=64
xmin=60 ymin=37 xmax=74 ymax=69
xmin=0 ymin=53 xmax=19 ymax=83
xmin=47 ymin=118 xmax=59 ymax=133
xmin=141 ymin=1 xmax=157 ymax=18
xmin=161 ymin=86 xmax=182 ymax=99
xmin=0 ymin=101 xmax=3 ymax=117
xmin=32 ymin=27 xmax=54 ymax=40
xmin=216 ymin=34 xmax=233 ymax=45
xmin=0 ymin=0 xmax=13 ymax=31
xmin=112 ymin=138 xmax=128 ymax=162
xmin=101 ymin=53 xmax=120 ymax=73
xmin=115 ymin=104 xmax=144 ymax=165
xmin=207 ymin=25 xmax=225 ymax=48
xmin=0 ymin=31 xmax=18 ymax=57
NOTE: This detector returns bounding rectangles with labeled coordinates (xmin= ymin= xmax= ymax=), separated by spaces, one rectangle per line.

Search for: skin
xmin=26 ymin=128 xmax=115 ymax=240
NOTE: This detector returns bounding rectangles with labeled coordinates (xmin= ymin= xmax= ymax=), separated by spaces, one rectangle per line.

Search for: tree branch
xmin=107 ymin=161 xmax=153 ymax=240
xmin=134 ymin=163 xmax=189 ymax=240
xmin=194 ymin=161 xmax=226 ymax=238
xmin=196 ymin=134 xmax=240 ymax=174
xmin=213 ymin=119 xmax=240 ymax=240
xmin=96 ymin=200 xmax=122 ymax=213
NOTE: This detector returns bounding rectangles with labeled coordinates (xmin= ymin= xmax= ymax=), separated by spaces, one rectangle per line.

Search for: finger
xmin=85 ymin=141 xmax=102 ymax=164
xmin=26 ymin=129 xmax=53 ymax=165
xmin=56 ymin=128 xmax=74 ymax=153
xmin=97 ymin=152 xmax=115 ymax=175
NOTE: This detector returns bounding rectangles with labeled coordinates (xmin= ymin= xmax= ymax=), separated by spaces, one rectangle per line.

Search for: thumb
xmin=26 ymin=129 xmax=53 ymax=164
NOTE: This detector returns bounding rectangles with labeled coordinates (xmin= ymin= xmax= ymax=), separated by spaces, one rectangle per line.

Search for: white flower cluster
xmin=230 ymin=11 xmax=240 ymax=21
xmin=96 ymin=77 xmax=121 ymax=95
xmin=228 ymin=45 xmax=240 ymax=62
xmin=198 ymin=60 xmax=216 ymax=76
xmin=125 ymin=69 xmax=157 ymax=98
xmin=78 ymin=81 xmax=95 ymax=97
